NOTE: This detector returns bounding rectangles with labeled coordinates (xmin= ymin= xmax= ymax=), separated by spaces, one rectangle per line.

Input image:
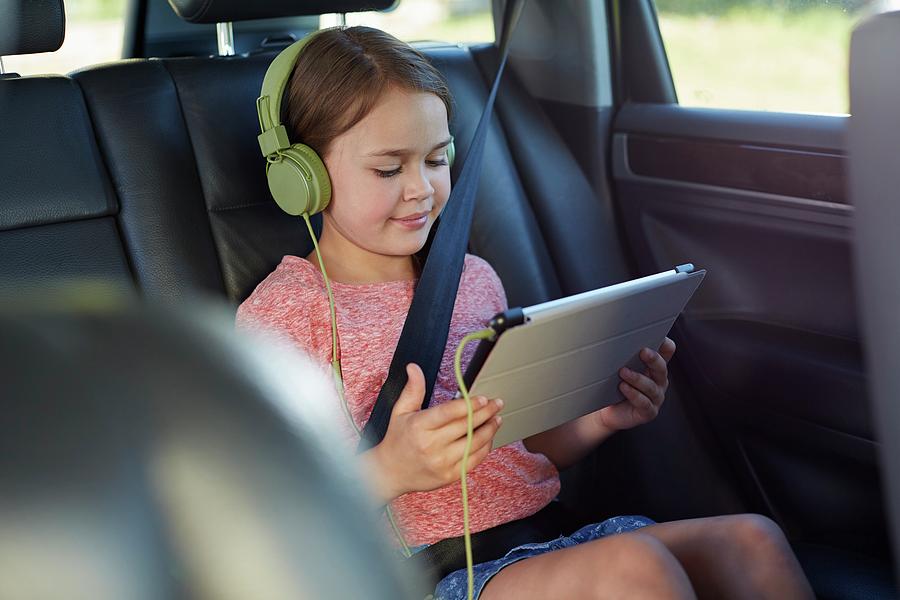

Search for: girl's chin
xmin=388 ymin=231 xmax=431 ymax=257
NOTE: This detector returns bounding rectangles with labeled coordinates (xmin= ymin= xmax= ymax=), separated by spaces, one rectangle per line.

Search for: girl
xmin=237 ymin=26 xmax=814 ymax=600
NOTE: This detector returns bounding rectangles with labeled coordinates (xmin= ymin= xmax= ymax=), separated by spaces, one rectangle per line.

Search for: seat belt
xmin=358 ymin=0 xmax=526 ymax=452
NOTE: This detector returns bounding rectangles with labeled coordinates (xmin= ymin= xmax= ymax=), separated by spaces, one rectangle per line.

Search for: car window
xmin=324 ymin=0 xmax=494 ymax=43
xmin=654 ymin=0 xmax=885 ymax=114
xmin=3 ymin=0 xmax=127 ymax=76
xmin=2 ymin=0 xmax=492 ymax=76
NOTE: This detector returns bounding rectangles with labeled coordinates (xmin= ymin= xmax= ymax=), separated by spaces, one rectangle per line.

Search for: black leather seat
xmin=0 ymin=1 xmax=133 ymax=302
xmin=71 ymin=41 xmax=628 ymax=309
xmin=74 ymin=54 xmax=305 ymax=304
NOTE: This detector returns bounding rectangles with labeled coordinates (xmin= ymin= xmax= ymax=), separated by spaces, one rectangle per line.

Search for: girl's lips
xmin=391 ymin=211 xmax=430 ymax=230
xmin=391 ymin=215 xmax=428 ymax=230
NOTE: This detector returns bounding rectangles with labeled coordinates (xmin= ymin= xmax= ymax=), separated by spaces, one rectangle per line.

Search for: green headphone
xmin=256 ymin=29 xmax=455 ymax=217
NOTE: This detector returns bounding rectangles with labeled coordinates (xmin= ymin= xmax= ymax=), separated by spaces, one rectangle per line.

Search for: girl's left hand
xmin=598 ymin=337 xmax=676 ymax=433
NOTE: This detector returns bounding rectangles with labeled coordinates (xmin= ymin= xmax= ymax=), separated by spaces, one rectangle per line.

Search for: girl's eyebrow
xmin=365 ymin=137 xmax=454 ymax=157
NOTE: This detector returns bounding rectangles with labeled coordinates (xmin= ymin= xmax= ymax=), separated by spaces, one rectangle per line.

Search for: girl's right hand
xmin=369 ymin=363 xmax=503 ymax=500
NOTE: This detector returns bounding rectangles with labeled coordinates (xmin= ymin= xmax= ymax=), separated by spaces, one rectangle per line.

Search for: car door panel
xmin=610 ymin=102 xmax=888 ymax=557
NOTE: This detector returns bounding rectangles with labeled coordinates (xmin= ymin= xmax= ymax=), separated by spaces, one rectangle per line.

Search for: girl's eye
xmin=426 ymin=159 xmax=449 ymax=168
xmin=375 ymin=167 xmax=402 ymax=178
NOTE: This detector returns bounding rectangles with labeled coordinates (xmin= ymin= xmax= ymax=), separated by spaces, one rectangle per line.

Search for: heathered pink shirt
xmin=236 ymin=253 xmax=560 ymax=547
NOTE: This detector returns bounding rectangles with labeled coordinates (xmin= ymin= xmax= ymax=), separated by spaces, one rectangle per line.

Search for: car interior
xmin=1 ymin=0 xmax=898 ymax=597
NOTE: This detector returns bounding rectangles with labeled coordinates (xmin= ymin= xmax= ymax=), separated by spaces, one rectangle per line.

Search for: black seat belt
xmin=358 ymin=0 xmax=526 ymax=452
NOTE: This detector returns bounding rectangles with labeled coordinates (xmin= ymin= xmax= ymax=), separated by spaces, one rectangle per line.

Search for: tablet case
xmin=464 ymin=267 xmax=705 ymax=448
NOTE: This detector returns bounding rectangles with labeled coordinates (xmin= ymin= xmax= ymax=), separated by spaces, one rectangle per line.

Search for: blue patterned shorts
xmin=432 ymin=515 xmax=655 ymax=600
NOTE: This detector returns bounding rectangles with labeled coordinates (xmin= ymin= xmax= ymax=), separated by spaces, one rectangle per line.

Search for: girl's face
xmin=321 ymin=86 xmax=452 ymax=268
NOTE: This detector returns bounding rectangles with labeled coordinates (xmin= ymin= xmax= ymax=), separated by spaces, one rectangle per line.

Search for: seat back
xmin=0 ymin=0 xmax=133 ymax=301
xmin=0 ymin=300 xmax=420 ymax=599
xmin=73 ymin=39 xmax=628 ymax=308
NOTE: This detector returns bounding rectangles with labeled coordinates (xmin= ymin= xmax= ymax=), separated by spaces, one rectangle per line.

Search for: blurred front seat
xmin=0 ymin=296 xmax=419 ymax=600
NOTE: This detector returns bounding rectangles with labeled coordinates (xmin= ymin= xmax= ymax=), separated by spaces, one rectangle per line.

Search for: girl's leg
xmin=639 ymin=514 xmax=814 ymax=600
xmin=480 ymin=531 xmax=697 ymax=600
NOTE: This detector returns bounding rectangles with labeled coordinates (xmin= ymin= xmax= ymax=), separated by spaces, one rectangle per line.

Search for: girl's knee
xmin=592 ymin=533 xmax=694 ymax=598
xmin=721 ymin=514 xmax=813 ymax=597
xmin=722 ymin=514 xmax=808 ymax=579
xmin=726 ymin=514 xmax=792 ymax=558
xmin=608 ymin=532 xmax=676 ymax=565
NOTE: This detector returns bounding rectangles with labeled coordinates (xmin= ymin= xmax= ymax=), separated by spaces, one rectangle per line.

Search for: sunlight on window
xmin=325 ymin=0 xmax=494 ymax=44
xmin=2 ymin=0 xmax=493 ymax=77
xmin=3 ymin=0 xmax=126 ymax=76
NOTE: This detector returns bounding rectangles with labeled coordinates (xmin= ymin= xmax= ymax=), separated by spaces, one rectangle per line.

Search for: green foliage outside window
xmin=655 ymin=0 xmax=867 ymax=15
xmin=655 ymin=0 xmax=878 ymax=114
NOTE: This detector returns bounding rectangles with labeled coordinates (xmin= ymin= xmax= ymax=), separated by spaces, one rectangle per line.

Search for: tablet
xmin=462 ymin=264 xmax=706 ymax=448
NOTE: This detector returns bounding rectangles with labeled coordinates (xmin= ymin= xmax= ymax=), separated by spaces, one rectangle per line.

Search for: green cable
xmin=302 ymin=214 xmax=339 ymax=369
xmin=302 ymin=212 xmax=412 ymax=559
xmin=454 ymin=328 xmax=498 ymax=600
xmin=386 ymin=505 xmax=412 ymax=558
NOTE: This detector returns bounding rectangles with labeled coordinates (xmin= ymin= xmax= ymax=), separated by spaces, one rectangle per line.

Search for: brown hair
xmin=283 ymin=26 xmax=453 ymax=158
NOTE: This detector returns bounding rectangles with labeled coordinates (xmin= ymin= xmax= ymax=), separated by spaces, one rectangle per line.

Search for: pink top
xmin=236 ymin=253 xmax=560 ymax=547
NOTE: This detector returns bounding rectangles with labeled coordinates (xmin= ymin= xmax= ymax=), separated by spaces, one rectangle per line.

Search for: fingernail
xmin=621 ymin=367 xmax=632 ymax=378
xmin=495 ymin=415 xmax=503 ymax=426
xmin=619 ymin=382 xmax=628 ymax=392
xmin=478 ymin=396 xmax=488 ymax=407
xmin=495 ymin=398 xmax=504 ymax=409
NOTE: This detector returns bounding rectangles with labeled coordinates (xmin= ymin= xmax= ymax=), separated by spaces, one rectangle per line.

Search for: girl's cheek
xmin=435 ymin=181 xmax=451 ymax=212
xmin=361 ymin=195 xmax=397 ymax=226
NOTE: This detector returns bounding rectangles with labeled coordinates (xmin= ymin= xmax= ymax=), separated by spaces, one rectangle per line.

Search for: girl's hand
xmin=598 ymin=337 xmax=676 ymax=433
xmin=367 ymin=363 xmax=503 ymax=501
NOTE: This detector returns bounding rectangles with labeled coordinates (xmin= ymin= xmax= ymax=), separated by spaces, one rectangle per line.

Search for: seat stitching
xmin=208 ymin=201 xmax=272 ymax=213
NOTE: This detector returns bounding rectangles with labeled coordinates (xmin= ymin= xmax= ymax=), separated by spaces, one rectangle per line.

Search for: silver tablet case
xmin=469 ymin=268 xmax=706 ymax=448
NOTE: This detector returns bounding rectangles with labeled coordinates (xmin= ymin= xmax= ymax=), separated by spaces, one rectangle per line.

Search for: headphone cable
xmin=303 ymin=213 xmax=413 ymax=559
xmin=454 ymin=328 xmax=498 ymax=600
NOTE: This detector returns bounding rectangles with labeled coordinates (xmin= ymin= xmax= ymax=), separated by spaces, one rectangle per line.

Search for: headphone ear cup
xmin=266 ymin=143 xmax=332 ymax=216
xmin=447 ymin=139 xmax=455 ymax=168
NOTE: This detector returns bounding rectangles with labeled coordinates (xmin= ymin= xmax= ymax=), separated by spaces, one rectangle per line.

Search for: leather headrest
xmin=0 ymin=0 xmax=65 ymax=57
xmin=168 ymin=0 xmax=396 ymax=24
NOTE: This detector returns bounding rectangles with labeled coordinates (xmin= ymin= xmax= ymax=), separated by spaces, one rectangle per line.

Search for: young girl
xmin=237 ymin=26 xmax=814 ymax=600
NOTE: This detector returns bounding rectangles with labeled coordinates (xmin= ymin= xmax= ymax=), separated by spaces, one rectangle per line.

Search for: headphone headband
xmin=256 ymin=31 xmax=325 ymax=157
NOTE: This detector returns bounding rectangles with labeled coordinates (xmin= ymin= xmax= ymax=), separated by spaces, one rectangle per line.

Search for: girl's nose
xmin=403 ymin=164 xmax=435 ymax=202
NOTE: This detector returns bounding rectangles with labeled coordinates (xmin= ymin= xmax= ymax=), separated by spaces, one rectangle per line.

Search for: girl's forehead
xmin=347 ymin=88 xmax=450 ymax=154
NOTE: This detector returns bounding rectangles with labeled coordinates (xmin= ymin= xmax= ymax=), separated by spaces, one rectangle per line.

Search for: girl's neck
xmin=309 ymin=221 xmax=417 ymax=285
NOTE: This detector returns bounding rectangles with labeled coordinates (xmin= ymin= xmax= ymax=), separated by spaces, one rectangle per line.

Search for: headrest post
xmin=216 ymin=21 xmax=235 ymax=56
xmin=319 ymin=13 xmax=348 ymax=28
xmin=0 ymin=57 xmax=5 ymax=75
xmin=168 ymin=1 xmax=393 ymax=24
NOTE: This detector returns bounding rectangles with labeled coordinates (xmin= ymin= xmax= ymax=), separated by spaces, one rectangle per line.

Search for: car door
xmin=608 ymin=0 xmax=891 ymax=569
